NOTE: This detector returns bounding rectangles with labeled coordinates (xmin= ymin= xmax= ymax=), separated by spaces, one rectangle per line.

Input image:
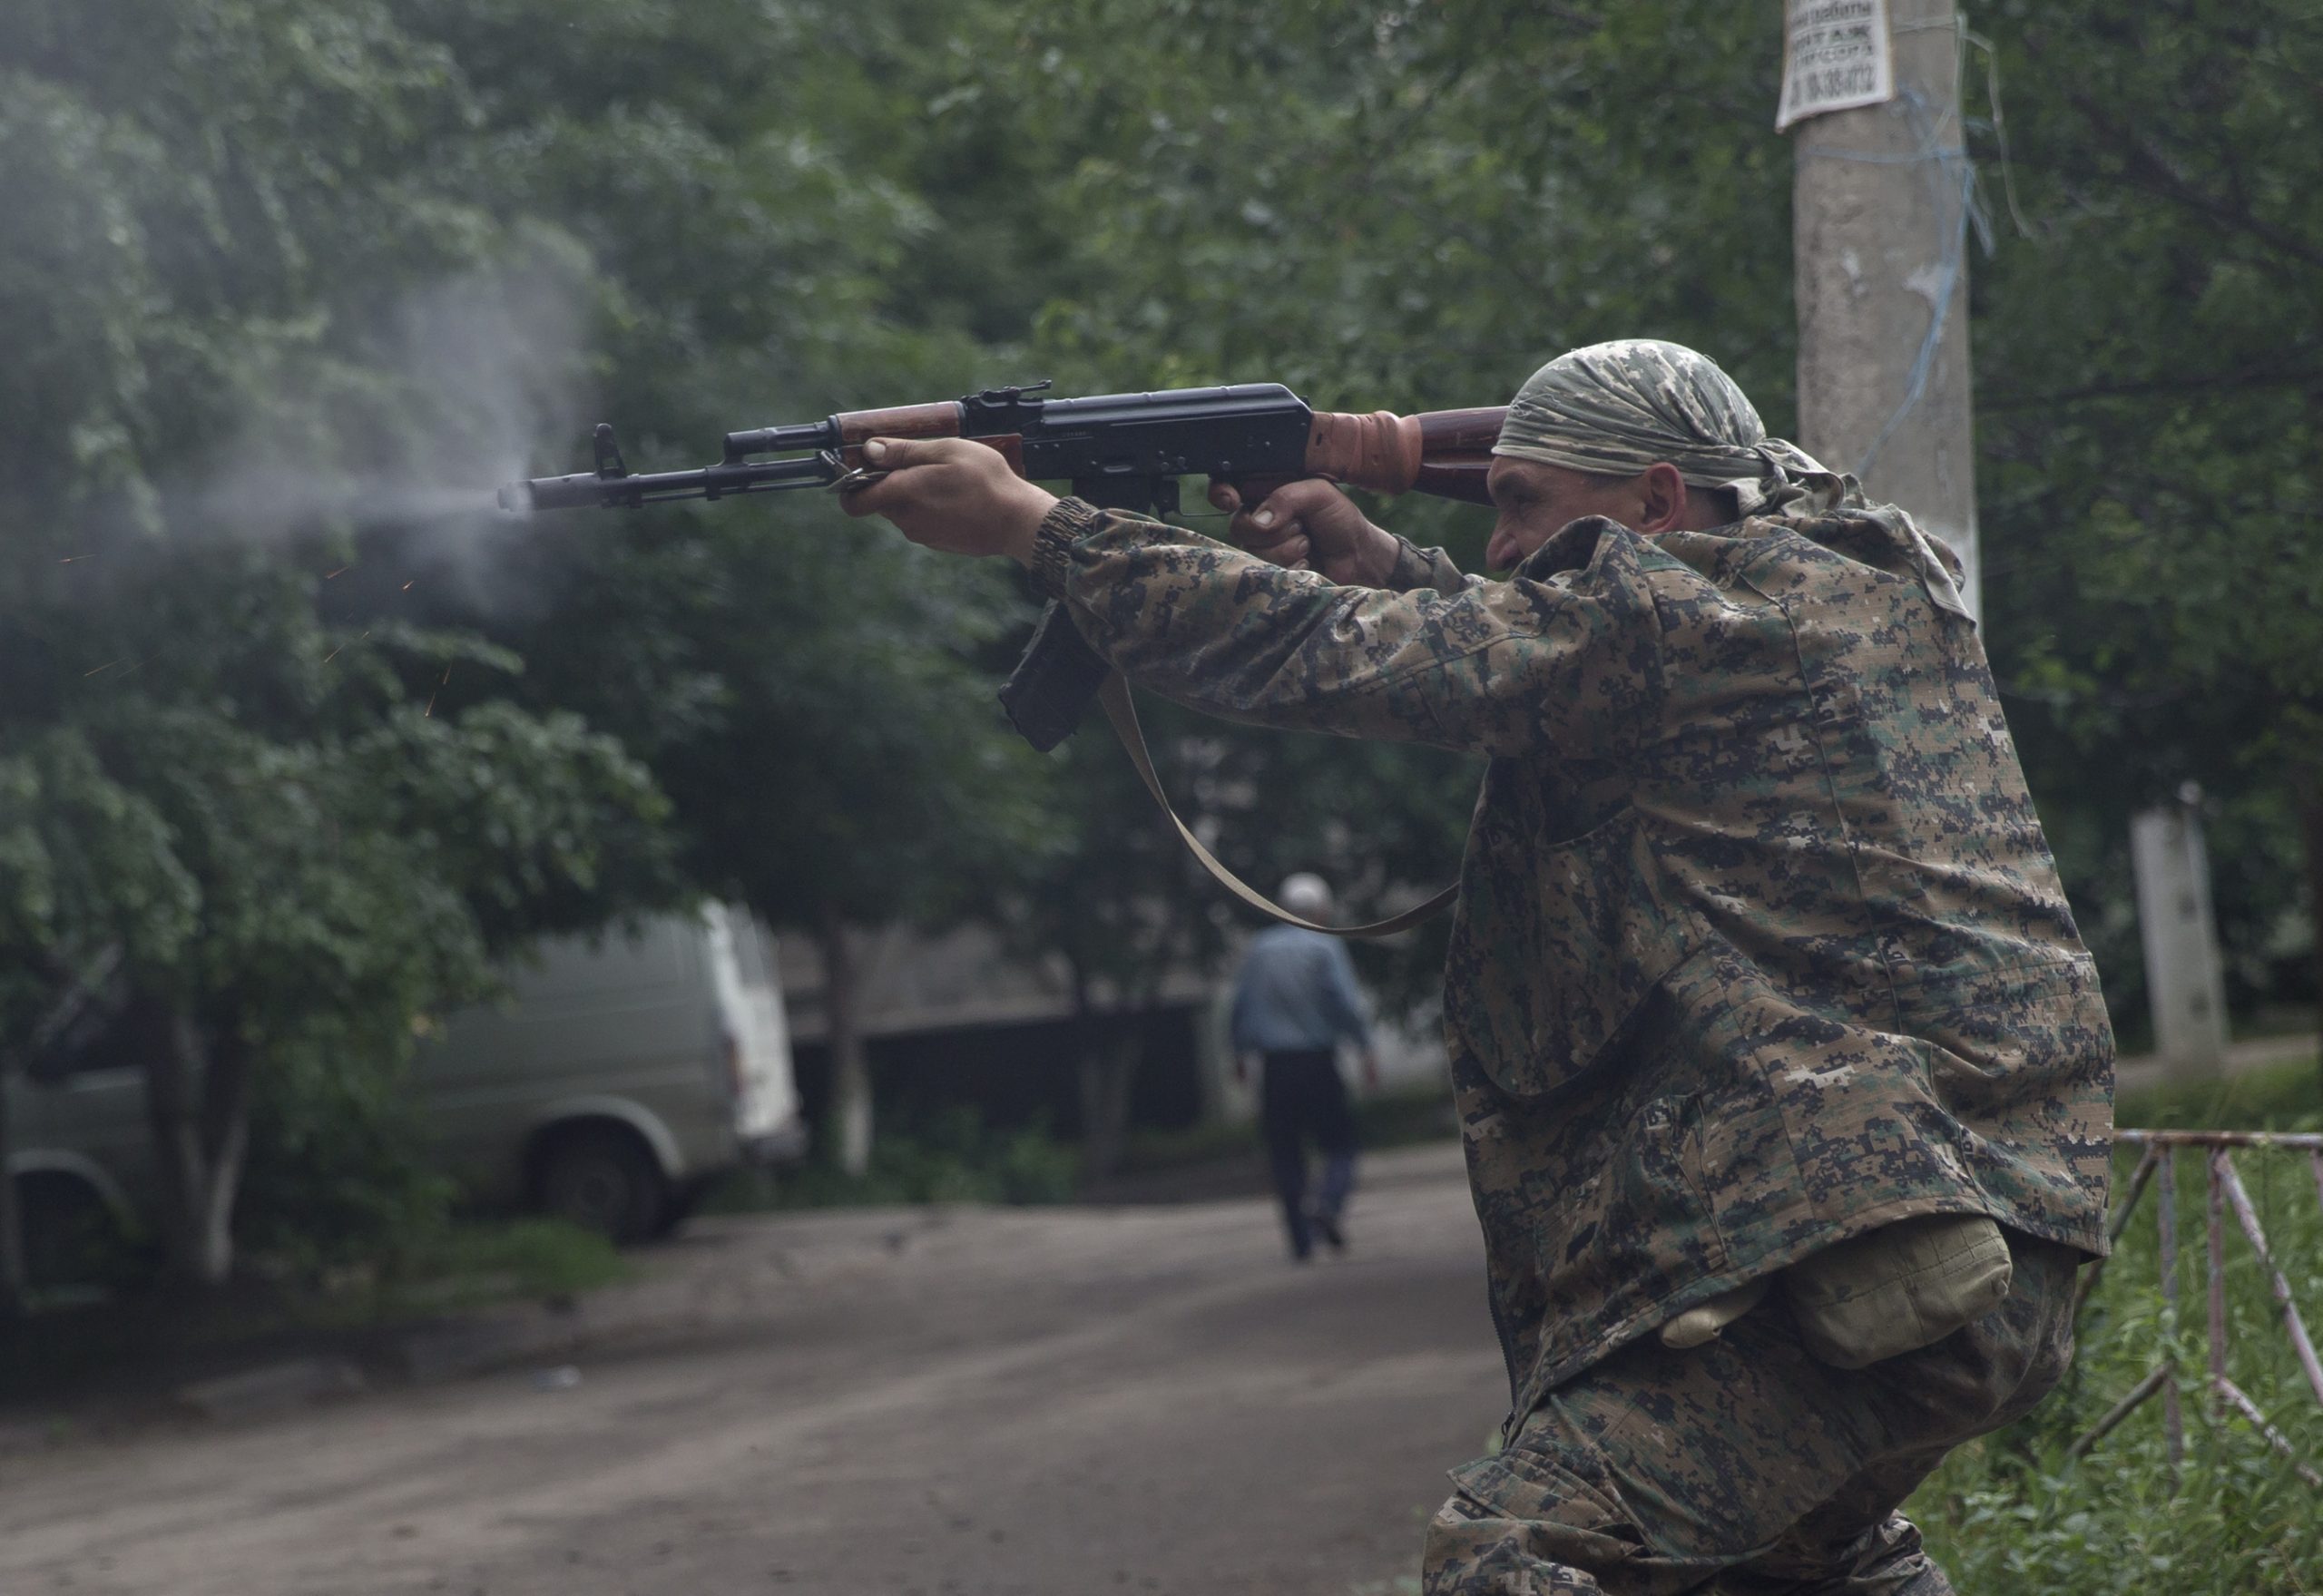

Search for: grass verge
xmin=0 ymin=1215 xmax=628 ymax=1407
xmin=707 ymin=1107 xmax=1083 ymax=1211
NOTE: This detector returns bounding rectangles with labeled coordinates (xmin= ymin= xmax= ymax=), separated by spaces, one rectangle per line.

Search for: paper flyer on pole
xmin=1778 ymin=0 xmax=1896 ymax=131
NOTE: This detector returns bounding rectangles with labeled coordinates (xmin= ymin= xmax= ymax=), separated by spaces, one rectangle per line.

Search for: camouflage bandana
xmin=1495 ymin=339 xmax=1855 ymax=519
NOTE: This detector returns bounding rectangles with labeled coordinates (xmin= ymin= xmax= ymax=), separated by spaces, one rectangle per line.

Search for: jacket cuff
xmin=1028 ymin=496 xmax=1109 ymax=600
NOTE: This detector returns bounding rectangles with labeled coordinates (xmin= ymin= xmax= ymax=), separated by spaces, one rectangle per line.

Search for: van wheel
xmin=534 ymin=1126 xmax=669 ymax=1244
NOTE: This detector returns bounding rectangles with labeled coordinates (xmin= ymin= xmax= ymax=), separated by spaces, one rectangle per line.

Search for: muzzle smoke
xmin=162 ymin=258 xmax=593 ymax=610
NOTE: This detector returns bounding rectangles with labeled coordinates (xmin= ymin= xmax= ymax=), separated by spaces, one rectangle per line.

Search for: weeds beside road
xmin=1912 ymin=1057 xmax=2323 ymax=1593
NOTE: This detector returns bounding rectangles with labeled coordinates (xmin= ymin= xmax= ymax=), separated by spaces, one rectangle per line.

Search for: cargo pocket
xmin=1781 ymin=1213 xmax=2014 ymax=1369
xmin=1472 ymin=805 xmax=1703 ymax=1100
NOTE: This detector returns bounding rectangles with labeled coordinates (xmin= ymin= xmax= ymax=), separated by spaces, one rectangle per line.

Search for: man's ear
xmin=1635 ymin=463 xmax=1691 ymax=534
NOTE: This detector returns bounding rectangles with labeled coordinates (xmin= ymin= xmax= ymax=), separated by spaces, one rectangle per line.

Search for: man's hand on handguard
xmin=1206 ymin=478 xmax=1400 ymax=587
xmin=838 ymin=437 xmax=1058 ymax=563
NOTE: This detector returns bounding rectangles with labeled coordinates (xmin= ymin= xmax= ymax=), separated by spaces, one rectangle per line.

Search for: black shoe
xmin=1312 ymin=1210 xmax=1346 ymax=1252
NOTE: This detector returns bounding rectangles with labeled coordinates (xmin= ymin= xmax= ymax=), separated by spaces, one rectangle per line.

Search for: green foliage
xmin=1 ymin=0 xmax=687 ymax=1286
xmin=0 ymin=728 xmax=196 ymax=1030
xmin=387 ymin=1217 xmax=629 ymax=1309
xmin=1967 ymin=1 xmax=2323 ymax=1030
xmin=238 ymin=1049 xmax=458 ymax=1287
xmin=1916 ymin=1436 xmax=2323 ymax=1596
xmin=2117 ymin=1056 xmax=2323 ymax=1138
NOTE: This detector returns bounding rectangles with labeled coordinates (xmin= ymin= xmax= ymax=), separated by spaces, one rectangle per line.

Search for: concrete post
xmin=1791 ymin=0 xmax=1981 ymax=617
xmin=2131 ymin=789 xmax=2230 ymax=1077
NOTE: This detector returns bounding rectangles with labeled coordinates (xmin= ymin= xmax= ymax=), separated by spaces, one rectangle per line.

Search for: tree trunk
xmin=0 ymin=1062 xmax=23 ymax=1318
xmin=192 ymin=1025 xmax=252 ymax=1285
xmin=1077 ymin=1031 xmax=1142 ymax=1182
xmin=1069 ymin=960 xmax=1142 ymax=1181
xmin=143 ymin=1004 xmax=254 ymax=1288
xmin=2301 ymin=775 xmax=2323 ymax=1055
xmin=819 ymin=909 xmax=873 ymax=1179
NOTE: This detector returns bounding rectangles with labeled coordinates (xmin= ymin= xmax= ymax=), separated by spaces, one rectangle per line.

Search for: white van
xmin=413 ymin=904 xmax=806 ymax=1239
xmin=6 ymin=905 xmax=807 ymax=1274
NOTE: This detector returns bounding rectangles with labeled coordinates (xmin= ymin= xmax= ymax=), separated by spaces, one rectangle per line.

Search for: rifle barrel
xmin=503 ymin=454 xmax=833 ymax=513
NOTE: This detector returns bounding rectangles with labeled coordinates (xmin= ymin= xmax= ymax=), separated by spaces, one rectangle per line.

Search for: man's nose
xmin=1486 ymin=520 xmax=1520 ymax=571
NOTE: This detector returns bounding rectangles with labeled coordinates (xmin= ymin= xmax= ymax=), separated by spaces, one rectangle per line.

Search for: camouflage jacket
xmin=1030 ymin=496 xmax=2114 ymax=1419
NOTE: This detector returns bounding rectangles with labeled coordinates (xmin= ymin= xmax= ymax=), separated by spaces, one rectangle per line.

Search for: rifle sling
xmin=1095 ymin=672 xmax=1459 ymax=940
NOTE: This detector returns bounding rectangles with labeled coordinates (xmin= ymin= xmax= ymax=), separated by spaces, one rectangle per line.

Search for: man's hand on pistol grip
xmin=1205 ymin=478 xmax=1400 ymax=587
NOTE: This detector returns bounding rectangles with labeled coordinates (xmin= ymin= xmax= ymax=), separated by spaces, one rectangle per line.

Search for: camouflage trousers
xmin=1422 ymin=1230 xmax=2080 ymax=1594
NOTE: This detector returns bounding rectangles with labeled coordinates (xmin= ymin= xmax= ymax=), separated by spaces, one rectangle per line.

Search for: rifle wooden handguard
xmin=1304 ymin=406 xmax=1503 ymax=504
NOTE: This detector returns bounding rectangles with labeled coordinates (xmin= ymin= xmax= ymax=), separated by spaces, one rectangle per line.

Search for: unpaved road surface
xmin=1 ymin=1143 xmax=1505 ymax=1596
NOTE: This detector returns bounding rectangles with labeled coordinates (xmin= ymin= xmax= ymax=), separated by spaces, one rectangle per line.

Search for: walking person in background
xmin=1230 ymin=873 xmax=1382 ymax=1261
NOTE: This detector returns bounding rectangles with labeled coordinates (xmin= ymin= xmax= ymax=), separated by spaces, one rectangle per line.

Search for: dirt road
xmin=0 ymin=1142 xmax=1505 ymax=1596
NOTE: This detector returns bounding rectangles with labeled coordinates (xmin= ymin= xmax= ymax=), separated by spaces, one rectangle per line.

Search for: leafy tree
xmin=1 ymin=0 xmax=681 ymax=1283
xmin=0 ymin=733 xmax=196 ymax=1305
xmin=1966 ymin=0 xmax=2323 ymax=1034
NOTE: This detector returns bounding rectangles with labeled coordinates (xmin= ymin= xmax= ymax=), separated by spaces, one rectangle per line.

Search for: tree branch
xmin=1981 ymin=366 xmax=2323 ymax=412
xmin=2063 ymin=87 xmax=2323 ymax=274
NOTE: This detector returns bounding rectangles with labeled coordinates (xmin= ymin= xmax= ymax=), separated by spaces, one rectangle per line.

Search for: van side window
xmin=25 ymin=996 xmax=168 ymax=1086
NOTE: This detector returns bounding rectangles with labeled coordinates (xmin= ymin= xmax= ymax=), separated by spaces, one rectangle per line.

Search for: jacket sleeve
xmin=1028 ymin=499 xmax=1663 ymax=760
xmin=1382 ymin=535 xmax=1470 ymax=597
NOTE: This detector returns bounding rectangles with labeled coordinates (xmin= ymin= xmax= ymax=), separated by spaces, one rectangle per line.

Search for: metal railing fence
xmin=2068 ymin=1129 xmax=2323 ymax=1488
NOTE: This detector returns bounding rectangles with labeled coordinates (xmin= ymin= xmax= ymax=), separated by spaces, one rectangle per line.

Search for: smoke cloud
xmin=162 ymin=252 xmax=597 ymax=613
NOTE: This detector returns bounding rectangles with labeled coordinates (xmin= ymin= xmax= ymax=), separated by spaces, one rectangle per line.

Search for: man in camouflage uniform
xmin=845 ymin=341 xmax=2114 ymax=1593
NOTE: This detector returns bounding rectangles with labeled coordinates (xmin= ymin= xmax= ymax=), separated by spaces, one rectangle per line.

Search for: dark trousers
xmin=1259 ymin=1047 xmax=1358 ymax=1258
xmin=1421 ymin=1229 xmax=2082 ymax=1594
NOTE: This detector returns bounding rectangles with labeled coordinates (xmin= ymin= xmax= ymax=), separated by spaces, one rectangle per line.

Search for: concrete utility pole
xmin=1789 ymin=0 xmax=1981 ymax=616
xmin=1788 ymin=5 xmax=2239 ymax=1064
xmin=2131 ymin=788 xmax=2231 ymax=1079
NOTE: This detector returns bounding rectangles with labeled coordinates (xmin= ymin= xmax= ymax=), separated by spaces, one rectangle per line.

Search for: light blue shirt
xmin=1230 ymin=926 xmax=1372 ymax=1053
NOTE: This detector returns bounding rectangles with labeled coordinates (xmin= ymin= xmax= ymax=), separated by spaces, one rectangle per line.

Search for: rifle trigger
xmin=825 ymin=450 xmax=891 ymax=494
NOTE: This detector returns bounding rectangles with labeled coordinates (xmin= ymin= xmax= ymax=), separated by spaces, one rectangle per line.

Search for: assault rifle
xmin=501 ymin=381 xmax=1505 ymax=753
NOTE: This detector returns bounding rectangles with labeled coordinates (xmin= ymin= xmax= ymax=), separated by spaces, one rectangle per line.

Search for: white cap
xmin=1277 ymin=872 xmax=1334 ymax=921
